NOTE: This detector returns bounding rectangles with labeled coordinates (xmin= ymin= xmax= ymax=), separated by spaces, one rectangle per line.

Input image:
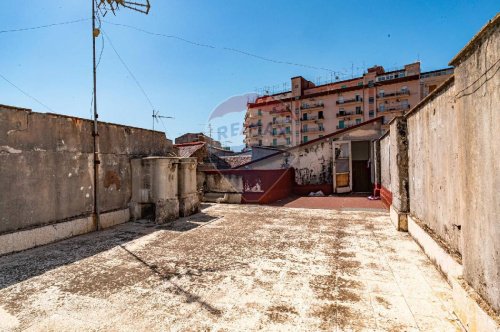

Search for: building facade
xmin=244 ymin=62 xmax=453 ymax=148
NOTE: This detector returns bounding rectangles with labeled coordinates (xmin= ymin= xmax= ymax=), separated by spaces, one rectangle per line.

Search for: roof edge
xmin=449 ymin=13 xmax=500 ymax=66
xmin=405 ymin=75 xmax=455 ymax=119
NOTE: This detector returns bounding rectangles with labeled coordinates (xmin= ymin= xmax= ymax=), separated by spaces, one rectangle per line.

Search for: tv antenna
xmin=152 ymin=110 xmax=174 ymax=134
xmin=91 ymin=0 xmax=151 ymax=230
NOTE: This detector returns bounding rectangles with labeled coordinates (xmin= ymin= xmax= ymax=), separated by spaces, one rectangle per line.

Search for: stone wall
xmin=0 ymin=105 xmax=172 ymax=234
xmin=406 ymin=79 xmax=462 ymax=256
xmin=449 ymin=15 xmax=500 ymax=313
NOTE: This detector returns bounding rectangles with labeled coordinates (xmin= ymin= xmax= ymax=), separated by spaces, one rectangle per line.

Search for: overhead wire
xmin=102 ymin=20 xmax=343 ymax=75
xmin=102 ymin=30 xmax=156 ymax=111
xmin=0 ymin=18 xmax=90 ymax=34
xmin=0 ymin=72 xmax=55 ymax=112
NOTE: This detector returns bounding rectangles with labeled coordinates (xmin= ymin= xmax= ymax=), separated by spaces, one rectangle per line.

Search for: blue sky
xmin=0 ymin=0 xmax=498 ymax=143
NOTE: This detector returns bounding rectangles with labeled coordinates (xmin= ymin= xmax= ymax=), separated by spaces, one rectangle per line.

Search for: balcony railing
xmin=301 ymin=115 xmax=318 ymax=122
xmin=272 ymin=131 xmax=291 ymax=136
xmin=272 ymin=118 xmax=292 ymax=125
xmin=378 ymin=104 xmax=410 ymax=112
xmin=336 ymin=122 xmax=359 ymax=130
xmin=246 ymin=122 xmax=263 ymax=128
xmin=270 ymin=107 xmax=291 ymax=114
xmin=336 ymin=97 xmax=363 ymax=105
xmin=301 ymin=127 xmax=325 ymax=133
xmin=301 ymin=103 xmax=324 ymax=110
xmin=378 ymin=90 xmax=410 ymax=98
xmin=336 ymin=110 xmax=363 ymax=118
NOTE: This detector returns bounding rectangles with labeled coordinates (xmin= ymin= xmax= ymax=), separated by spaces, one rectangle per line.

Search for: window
xmin=303 ymin=136 xmax=308 ymax=143
xmin=272 ymin=128 xmax=277 ymax=135
xmin=286 ymin=127 xmax=291 ymax=134
xmin=341 ymin=85 xmax=347 ymax=89
xmin=303 ymin=124 xmax=308 ymax=132
xmin=302 ymin=113 xmax=308 ymax=120
xmin=379 ymin=104 xmax=385 ymax=112
xmin=338 ymin=96 xmax=344 ymax=103
xmin=379 ymin=89 xmax=385 ymax=97
xmin=273 ymin=138 xmax=277 ymax=146
xmin=356 ymin=118 xmax=362 ymax=124
xmin=357 ymin=82 xmax=363 ymax=86
xmin=318 ymin=111 xmax=324 ymax=119
xmin=369 ymin=110 xmax=375 ymax=117
xmin=338 ymin=120 xmax=345 ymax=129
xmin=258 ymin=140 xmax=262 ymax=146
xmin=286 ymin=137 xmax=291 ymax=145
xmin=318 ymin=123 xmax=324 ymax=131
xmin=272 ymin=117 xmax=276 ymax=124
xmin=258 ymin=109 xmax=262 ymax=116
xmin=356 ymin=106 xmax=362 ymax=114
xmin=369 ymin=97 xmax=374 ymax=104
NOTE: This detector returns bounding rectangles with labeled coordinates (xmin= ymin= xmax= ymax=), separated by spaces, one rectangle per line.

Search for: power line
xmin=0 ymin=18 xmax=90 ymax=34
xmin=0 ymin=72 xmax=54 ymax=112
xmin=102 ymin=20 xmax=342 ymax=74
xmin=102 ymin=30 xmax=156 ymax=110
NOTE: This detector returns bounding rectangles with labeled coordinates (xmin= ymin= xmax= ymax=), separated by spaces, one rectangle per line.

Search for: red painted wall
xmin=380 ymin=186 xmax=392 ymax=208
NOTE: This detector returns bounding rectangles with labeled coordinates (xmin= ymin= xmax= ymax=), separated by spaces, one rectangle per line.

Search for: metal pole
xmin=92 ymin=0 xmax=101 ymax=230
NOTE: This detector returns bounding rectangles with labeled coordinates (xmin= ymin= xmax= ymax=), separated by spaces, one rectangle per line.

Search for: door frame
xmin=333 ymin=140 xmax=352 ymax=193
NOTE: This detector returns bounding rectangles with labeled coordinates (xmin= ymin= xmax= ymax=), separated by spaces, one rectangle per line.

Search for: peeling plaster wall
xmin=0 ymin=106 xmax=173 ymax=234
xmin=451 ymin=19 xmax=500 ymax=312
xmin=242 ymin=122 xmax=383 ymax=187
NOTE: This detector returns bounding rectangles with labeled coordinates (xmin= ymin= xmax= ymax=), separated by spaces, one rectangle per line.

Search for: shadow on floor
xmin=0 ymin=210 xmax=219 ymax=290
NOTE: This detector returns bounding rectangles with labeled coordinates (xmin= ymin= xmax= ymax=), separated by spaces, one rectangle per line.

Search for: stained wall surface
xmin=0 ymin=106 xmax=172 ymax=234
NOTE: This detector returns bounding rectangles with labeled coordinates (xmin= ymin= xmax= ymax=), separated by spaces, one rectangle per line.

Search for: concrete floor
xmin=0 ymin=204 xmax=463 ymax=331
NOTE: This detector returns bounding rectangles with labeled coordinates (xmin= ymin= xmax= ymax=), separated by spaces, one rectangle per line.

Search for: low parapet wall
xmin=203 ymin=168 xmax=294 ymax=204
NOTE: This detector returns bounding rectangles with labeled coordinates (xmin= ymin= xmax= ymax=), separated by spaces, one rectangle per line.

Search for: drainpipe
xmin=92 ymin=0 xmax=101 ymax=230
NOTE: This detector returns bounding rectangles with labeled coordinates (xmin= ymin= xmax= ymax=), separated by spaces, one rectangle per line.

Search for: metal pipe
xmin=92 ymin=0 xmax=101 ymax=230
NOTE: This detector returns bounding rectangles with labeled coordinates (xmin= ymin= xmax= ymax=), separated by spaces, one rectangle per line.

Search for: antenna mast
xmin=91 ymin=0 xmax=151 ymax=230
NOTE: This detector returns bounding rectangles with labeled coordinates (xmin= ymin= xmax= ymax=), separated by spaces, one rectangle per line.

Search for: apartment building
xmin=244 ymin=62 xmax=453 ymax=148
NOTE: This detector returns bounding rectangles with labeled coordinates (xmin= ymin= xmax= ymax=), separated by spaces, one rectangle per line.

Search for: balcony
xmin=336 ymin=110 xmax=363 ymax=118
xmin=251 ymin=133 xmax=263 ymax=138
xmin=378 ymin=104 xmax=411 ymax=112
xmin=301 ymin=127 xmax=325 ymax=133
xmin=270 ymin=107 xmax=291 ymax=115
xmin=272 ymin=118 xmax=292 ymax=126
xmin=336 ymin=97 xmax=363 ymax=105
xmin=378 ymin=90 xmax=410 ymax=98
xmin=246 ymin=122 xmax=263 ymax=128
xmin=300 ymin=115 xmax=319 ymax=122
xmin=301 ymin=103 xmax=324 ymax=110
xmin=336 ymin=122 xmax=359 ymax=130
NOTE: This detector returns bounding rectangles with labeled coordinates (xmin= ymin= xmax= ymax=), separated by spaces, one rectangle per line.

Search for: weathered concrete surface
xmin=0 ymin=209 xmax=130 ymax=256
xmin=450 ymin=14 xmax=500 ymax=313
xmin=0 ymin=204 xmax=461 ymax=331
xmin=178 ymin=158 xmax=200 ymax=217
xmin=407 ymin=80 xmax=462 ymax=256
xmin=131 ymin=157 xmax=180 ymax=223
xmin=388 ymin=117 xmax=409 ymax=231
xmin=0 ymin=106 xmax=173 ymax=234
xmin=379 ymin=134 xmax=391 ymax=191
